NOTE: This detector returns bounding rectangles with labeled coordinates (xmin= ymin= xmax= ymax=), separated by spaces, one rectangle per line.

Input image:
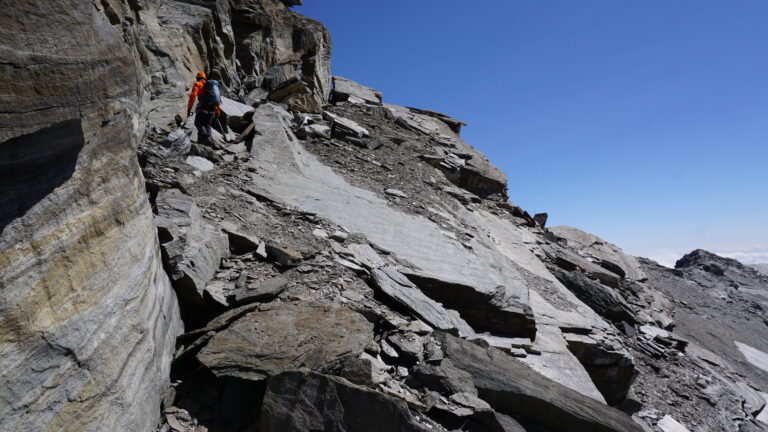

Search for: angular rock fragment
xmin=339 ymin=355 xmax=388 ymax=387
xmin=388 ymin=332 xmax=424 ymax=362
xmin=298 ymin=123 xmax=331 ymax=139
xmin=439 ymin=333 xmax=645 ymax=432
xmin=185 ymin=155 xmax=215 ymax=171
xmin=384 ymin=188 xmax=409 ymax=198
xmin=260 ymin=371 xmax=431 ymax=431
xmin=323 ymin=110 xmax=370 ymax=138
xmin=197 ymin=303 xmax=373 ymax=380
xmin=543 ymin=244 xmax=622 ymax=289
xmin=405 ymin=273 xmax=536 ymax=338
xmin=220 ymin=221 xmax=260 ymax=255
xmin=406 ymin=106 xmax=467 ymax=134
xmin=161 ymin=128 xmax=192 ymax=157
xmin=563 ymin=332 xmax=637 ymax=405
xmin=265 ymin=241 xmax=303 ymax=267
xmin=533 ymin=212 xmax=548 ymax=228
xmin=155 ymin=189 xmax=229 ymax=304
xmin=217 ymin=275 xmax=288 ymax=306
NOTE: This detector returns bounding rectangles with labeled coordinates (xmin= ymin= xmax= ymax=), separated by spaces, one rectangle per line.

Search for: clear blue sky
xmin=297 ymin=1 xmax=768 ymax=266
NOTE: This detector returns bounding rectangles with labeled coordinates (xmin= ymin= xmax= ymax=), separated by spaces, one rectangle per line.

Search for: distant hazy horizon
xmin=298 ymin=1 xmax=768 ymax=269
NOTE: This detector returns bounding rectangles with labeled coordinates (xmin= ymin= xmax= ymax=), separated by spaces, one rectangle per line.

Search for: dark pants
xmin=194 ymin=110 xmax=214 ymax=144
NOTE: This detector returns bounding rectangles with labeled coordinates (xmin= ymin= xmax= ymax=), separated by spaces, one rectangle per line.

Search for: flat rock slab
xmin=197 ymin=303 xmax=373 ymax=381
xmin=246 ymin=103 xmax=533 ymax=336
xmin=185 ymin=155 xmax=215 ymax=171
xmin=322 ymin=110 xmax=370 ymax=138
xmin=439 ymin=333 xmax=644 ymax=432
xmin=517 ymin=324 xmax=607 ymax=403
xmin=260 ymin=371 xmax=431 ymax=431
xmin=220 ymin=97 xmax=253 ymax=123
xmin=735 ymin=342 xmax=768 ymax=374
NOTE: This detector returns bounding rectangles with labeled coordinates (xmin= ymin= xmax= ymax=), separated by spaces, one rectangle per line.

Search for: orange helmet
xmin=196 ymin=71 xmax=206 ymax=80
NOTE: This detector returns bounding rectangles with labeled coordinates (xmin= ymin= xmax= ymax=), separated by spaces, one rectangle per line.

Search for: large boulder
xmin=0 ymin=2 xmax=182 ymax=431
xmin=197 ymin=303 xmax=373 ymax=380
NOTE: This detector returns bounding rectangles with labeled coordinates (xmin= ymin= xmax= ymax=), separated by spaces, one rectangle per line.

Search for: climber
xmin=187 ymin=71 xmax=222 ymax=145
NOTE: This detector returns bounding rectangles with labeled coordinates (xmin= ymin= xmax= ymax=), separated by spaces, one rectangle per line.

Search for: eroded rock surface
xmin=0 ymin=2 xmax=182 ymax=431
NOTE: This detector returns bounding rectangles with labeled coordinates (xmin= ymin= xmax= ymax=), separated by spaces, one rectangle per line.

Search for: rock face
xmin=0 ymin=1 xmax=182 ymax=431
xmin=232 ymin=0 xmax=332 ymax=111
xmin=6 ymin=1 xmax=768 ymax=432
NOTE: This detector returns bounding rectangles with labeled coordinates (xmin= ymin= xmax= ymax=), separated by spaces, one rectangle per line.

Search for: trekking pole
xmin=216 ymin=117 xmax=231 ymax=143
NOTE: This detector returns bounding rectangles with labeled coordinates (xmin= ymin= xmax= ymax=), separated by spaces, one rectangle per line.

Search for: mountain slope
xmin=1 ymin=1 xmax=767 ymax=432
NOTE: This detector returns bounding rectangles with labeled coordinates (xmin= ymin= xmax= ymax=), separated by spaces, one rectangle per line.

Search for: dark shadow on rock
xmin=0 ymin=119 xmax=84 ymax=234
xmin=173 ymin=367 xmax=266 ymax=432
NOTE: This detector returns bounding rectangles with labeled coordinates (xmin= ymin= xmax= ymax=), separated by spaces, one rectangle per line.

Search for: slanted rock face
xmin=245 ymin=103 xmax=534 ymax=336
xmin=0 ymin=1 xmax=182 ymax=431
xmin=439 ymin=333 xmax=644 ymax=432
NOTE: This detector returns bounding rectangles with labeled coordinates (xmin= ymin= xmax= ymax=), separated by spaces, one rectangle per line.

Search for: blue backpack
xmin=199 ymin=79 xmax=221 ymax=111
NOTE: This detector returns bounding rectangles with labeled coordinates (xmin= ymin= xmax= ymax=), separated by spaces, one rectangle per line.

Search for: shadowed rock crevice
xmin=0 ymin=119 xmax=84 ymax=233
xmin=405 ymin=273 xmax=536 ymax=339
xmin=564 ymin=334 xmax=638 ymax=406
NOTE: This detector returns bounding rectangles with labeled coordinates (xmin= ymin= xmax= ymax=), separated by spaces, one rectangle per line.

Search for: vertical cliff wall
xmin=0 ymin=1 xmax=182 ymax=431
